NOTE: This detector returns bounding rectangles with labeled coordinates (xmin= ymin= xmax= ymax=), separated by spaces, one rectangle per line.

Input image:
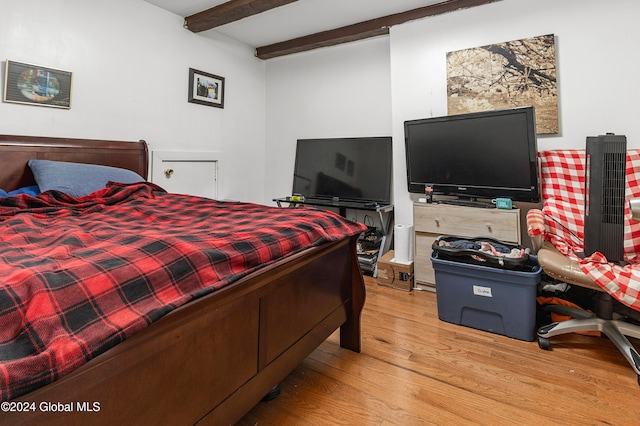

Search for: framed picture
xmin=188 ymin=68 xmax=224 ymax=109
xmin=3 ymin=60 xmax=72 ymax=109
xmin=446 ymin=34 xmax=558 ymax=134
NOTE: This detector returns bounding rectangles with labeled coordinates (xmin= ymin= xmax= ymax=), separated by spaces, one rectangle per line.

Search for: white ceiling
xmin=144 ymin=0 xmax=444 ymax=47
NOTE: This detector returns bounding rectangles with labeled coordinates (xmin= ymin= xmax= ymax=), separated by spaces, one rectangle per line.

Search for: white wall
xmin=264 ymin=37 xmax=393 ymax=206
xmin=264 ymin=0 xmax=640 ymax=226
xmin=0 ymin=0 xmax=266 ymax=203
xmin=390 ymin=0 xmax=640 ymax=225
xmin=5 ymin=0 xmax=639 ymax=219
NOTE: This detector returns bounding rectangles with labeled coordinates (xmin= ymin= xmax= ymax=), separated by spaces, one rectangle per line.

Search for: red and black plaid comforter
xmin=0 ymin=182 xmax=366 ymax=401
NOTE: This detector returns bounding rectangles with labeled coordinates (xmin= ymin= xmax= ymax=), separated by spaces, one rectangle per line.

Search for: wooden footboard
xmin=3 ymin=235 xmax=364 ymax=426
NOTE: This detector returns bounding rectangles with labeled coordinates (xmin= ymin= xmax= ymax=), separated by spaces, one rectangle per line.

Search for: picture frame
xmin=188 ymin=68 xmax=224 ymax=109
xmin=3 ymin=60 xmax=72 ymax=109
xmin=446 ymin=34 xmax=558 ymax=134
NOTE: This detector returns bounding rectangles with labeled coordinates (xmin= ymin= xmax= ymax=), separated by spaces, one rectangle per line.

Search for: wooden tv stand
xmin=413 ymin=202 xmax=521 ymax=291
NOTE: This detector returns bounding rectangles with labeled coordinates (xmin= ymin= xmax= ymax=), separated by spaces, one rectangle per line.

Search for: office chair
xmin=527 ymin=205 xmax=640 ymax=385
xmin=527 ymin=148 xmax=640 ymax=385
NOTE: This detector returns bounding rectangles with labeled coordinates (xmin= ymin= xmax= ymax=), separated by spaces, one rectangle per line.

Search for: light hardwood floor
xmin=238 ymin=276 xmax=640 ymax=425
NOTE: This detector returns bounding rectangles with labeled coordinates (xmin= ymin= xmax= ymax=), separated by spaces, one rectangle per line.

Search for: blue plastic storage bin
xmin=431 ymin=251 xmax=542 ymax=341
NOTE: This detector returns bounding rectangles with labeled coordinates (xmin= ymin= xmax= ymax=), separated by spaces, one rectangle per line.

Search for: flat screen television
xmin=404 ymin=106 xmax=540 ymax=203
xmin=292 ymin=137 xmax=392 ymax=206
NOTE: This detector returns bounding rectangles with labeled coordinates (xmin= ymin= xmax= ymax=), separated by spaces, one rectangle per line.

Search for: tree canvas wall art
xmin=447 ymin=34 xmax=558 ymax=134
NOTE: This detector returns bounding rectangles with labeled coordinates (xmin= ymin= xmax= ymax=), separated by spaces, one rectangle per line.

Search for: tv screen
xmin=404 ymin=106 xmax=540 ymax=203
xmin=292 ymin=137 xmax=392 ymax=205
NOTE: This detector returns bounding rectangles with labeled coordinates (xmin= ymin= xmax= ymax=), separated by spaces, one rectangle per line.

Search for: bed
xmin=0 ymin=134 xmax=367 ymax=425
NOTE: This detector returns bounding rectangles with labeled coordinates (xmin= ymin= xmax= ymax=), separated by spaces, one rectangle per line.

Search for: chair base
xmin=538 ymin=317 xmax=640 ymax=382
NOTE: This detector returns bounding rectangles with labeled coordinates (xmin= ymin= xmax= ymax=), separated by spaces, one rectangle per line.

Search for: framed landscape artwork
xmin=446 ymin=34 xmax=558 ymax=134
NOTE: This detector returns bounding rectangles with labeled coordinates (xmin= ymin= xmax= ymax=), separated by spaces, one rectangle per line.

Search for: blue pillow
xmin=28 ymin=160 xmax=145 ymax=198
xmin=0 ymin=185 xmax=40 ymax=197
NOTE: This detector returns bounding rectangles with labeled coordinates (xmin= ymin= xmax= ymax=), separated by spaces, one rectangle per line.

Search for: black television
xmin=404 ymin=106 xmax=540 ymax=203
xmin=292 ymin=137 xmax=392 ymax=206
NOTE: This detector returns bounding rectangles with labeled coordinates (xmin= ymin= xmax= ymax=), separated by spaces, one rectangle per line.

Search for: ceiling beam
xmin=185 ymin=0 xmax=299 ymax=33
xmin=256 ymin=0 xmax=501 ymax=60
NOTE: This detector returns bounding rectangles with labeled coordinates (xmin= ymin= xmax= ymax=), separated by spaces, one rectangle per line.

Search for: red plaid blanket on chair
xmin=538 ymin=149 xmax=640 ymax=311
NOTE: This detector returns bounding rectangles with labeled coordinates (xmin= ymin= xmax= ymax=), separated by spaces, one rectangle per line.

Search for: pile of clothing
xmin=433 ymin=236 xmax=530 ymax=269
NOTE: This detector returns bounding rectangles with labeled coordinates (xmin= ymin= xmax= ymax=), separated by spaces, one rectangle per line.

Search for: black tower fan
xmin=584 ymin=133 xmax=627 ymax=262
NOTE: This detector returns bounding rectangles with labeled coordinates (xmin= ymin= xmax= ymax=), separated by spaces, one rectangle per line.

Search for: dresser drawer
xmin=412 ymin=202 xmax=522 ymax=286
xmin=413 ymin=203 xmax=520 ymax=243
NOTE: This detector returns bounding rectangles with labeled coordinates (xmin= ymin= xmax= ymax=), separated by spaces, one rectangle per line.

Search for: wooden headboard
xmin=0 ymin=134 xmax=149 ymax=192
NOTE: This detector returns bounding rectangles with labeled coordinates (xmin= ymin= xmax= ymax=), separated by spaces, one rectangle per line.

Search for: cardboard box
xmin=431 ymin=252 xmax=541 ymax=341
xmin=377 ymin=250 xmax=414 ymax=292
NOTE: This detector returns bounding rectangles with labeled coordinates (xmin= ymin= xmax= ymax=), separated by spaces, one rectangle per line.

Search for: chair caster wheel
xmin=538 ymin=336 xmax=551 ymax=350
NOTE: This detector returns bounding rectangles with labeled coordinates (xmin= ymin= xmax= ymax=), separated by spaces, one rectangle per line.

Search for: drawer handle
xmin=486 ymin=223 xmax=492 ymax=232
xmin=434 ymin=219 xmax=440 ymax=227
